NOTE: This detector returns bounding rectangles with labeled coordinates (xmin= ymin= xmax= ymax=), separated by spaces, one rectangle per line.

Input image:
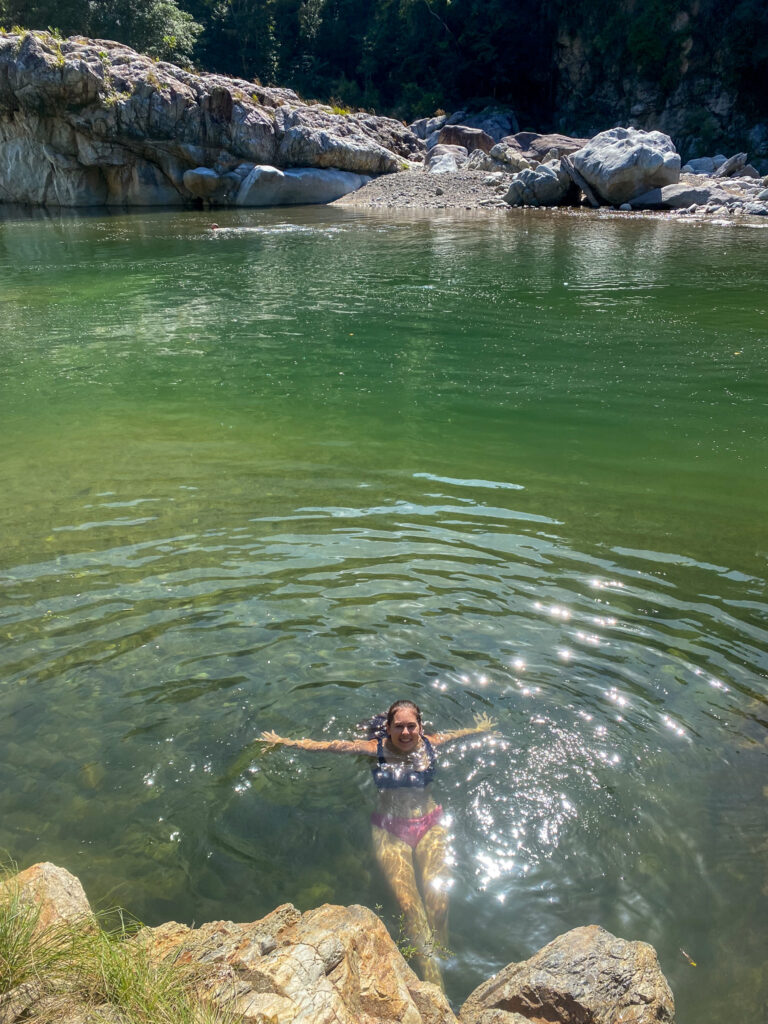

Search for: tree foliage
xmin=3 ymin=0 xmax=767 ymax=125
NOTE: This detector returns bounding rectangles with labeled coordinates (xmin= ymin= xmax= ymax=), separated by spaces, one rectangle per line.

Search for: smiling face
xmin=387 ymin=706 xmax=422 ymax=753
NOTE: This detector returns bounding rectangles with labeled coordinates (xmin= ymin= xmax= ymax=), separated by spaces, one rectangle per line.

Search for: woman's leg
xmin=371 ymin=825 xmax=444 ymax=988
xmin=414 ymin=824 xmax=450 ymax=948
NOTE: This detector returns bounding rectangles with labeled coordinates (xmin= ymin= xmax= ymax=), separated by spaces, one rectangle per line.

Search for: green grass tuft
xmin=0 ymin=864 xmax=241 ymax=1024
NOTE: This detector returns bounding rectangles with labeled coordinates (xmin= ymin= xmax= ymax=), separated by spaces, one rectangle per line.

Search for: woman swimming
xmin=260 ymin=700 xmax=496 ymax=988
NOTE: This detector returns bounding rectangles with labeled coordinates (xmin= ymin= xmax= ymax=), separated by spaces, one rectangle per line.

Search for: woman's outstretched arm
xmin=429 ymin=712 xmax=499 ymax=747
xmin=259 ymin=730 xmax=377 ymax=755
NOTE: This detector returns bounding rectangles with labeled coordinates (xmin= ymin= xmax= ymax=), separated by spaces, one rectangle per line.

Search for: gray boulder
xmin=488 ymin=143 xmax=532 ymax=172
xmin=409 ymin=114 xmax=447 ymax=140
xmin=681 ymin=154 xmax=727 ymax=173
xmin=570 ymin=126 xmax=680 ymax=205
xmin=714 ymin=152 xmax=747 ymax=177
xmin=467 ymin=149 xmax=510 ymax=173
xmin=629 ymin=181 xmax=731 ymax=209
xmin=425 ymin=144 xmax=468 ymax=174
xmin=460 ymin=924 xmax=674 ymax=1024
xmin=235 ymin=165 xmax=370 ymax=205
xmin=446 ymin=106 xmax=518 ymax=141
xmin=504 ymin=162 xmax=573 ymax=206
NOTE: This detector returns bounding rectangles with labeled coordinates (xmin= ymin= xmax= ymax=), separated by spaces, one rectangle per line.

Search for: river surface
xmin=0 ymin=204 xmax=766 ymax=1018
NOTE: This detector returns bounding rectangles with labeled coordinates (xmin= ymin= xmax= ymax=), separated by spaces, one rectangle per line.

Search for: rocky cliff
xmin=0 ymin=30 xmax=422 ymax=206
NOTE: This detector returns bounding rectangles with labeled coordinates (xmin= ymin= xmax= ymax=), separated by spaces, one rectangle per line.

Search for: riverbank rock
xmin=500 ymin=132 xmax=589 ymax=165
xmin=426 ymin=144 xmax=469 ymax=173
xmin=1 ymin=862 xmax=677 ymax=1024
xmin=0 ymin=30 xmax=419 ymax=207
xmin=234 ymin=165 xmax=370 ymax=205
xmin=569 ymin=127 xmax=681 ymax=205
xmin=140 ymin=903 xmax=457 ymax=1024
xmin=437 ymin=125 xmax=494 ymax=155
xmin=0 ymin=862 xmax=93 ymax=932
xmin=445 ymin=106 xmax=519 ymax=142
xmin=504 ymin=162 xmax=574 ymax=207
xmin=628 ymin=181 xmax=732 ymax=209
xmin=460 ymin=925 xmax=675 ymax=1024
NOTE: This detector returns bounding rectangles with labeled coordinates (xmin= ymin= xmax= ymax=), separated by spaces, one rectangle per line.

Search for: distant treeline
xmin=3 ymin=0 xmax=768 ymax=125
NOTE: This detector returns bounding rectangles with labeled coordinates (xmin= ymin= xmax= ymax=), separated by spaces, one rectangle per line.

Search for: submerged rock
xmin=460 ymin=924 xmax=675 ymax=1024
xmin=0 ymin=30 xmax=419 ymax=206
xmin=570 ymin=126 xmax=681 ymax=205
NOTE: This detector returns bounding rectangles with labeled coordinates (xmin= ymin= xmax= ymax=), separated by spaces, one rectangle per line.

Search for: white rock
xmin=570 ymin=126 xmax=680 ymax=205
xmin=235 ymin=165 xmax=370 ymax=205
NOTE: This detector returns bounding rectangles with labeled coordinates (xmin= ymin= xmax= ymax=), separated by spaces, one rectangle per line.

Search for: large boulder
xmin=445 ymin=106 xmax=519 ymax=141
xmin=410 ymin=114 xmax=448 ymax=140
xmin=629 ymin=181 xmax=731 ymax=209
xmin=425 ymin=144 xmax=469 ymax=173
xmin=0 ymin=862 xmax=93 ymax=931
xmin=460 ymin=925 xmax=674 ymax=1024
xmin=0 ymin=29 xmax=419 ymax=206
xmin=569 ymin=127 xmax=681 ymax=205
xmin=437 ymin=125 xmax=494 ymax=154
xmin=680 ymin=154 xmax=728 ymax=173
xmin=234 ymin=165 xmax=370 ymax=205
xmin=140 ymin=903 xmax=457 ymax=1024
xmin=504 ymin=162 xmax=574 ymax=206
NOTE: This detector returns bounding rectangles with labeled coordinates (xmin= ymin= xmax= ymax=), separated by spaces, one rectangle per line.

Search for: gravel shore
xmin=333 ymin=169 xmax=510 ymax=211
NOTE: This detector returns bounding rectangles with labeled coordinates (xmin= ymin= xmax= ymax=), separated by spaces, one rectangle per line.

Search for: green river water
xmin=0 ymin=204 xmax=766 ymax=1018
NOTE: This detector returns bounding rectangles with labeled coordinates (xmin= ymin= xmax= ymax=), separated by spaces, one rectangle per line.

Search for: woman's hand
xmin=473 ymin=712 xmax=500 ymax=736
xmin=260 ymin=729 xmax=289 ymax=748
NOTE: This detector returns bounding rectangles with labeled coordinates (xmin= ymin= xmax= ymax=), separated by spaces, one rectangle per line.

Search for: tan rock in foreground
xmin=139 ymin=902 xmax=457 ymax=1024
xmin=0 ymin=861 xmax=93 ymax=932
xmin=459 ymin=924 xmax=674 ymax=1024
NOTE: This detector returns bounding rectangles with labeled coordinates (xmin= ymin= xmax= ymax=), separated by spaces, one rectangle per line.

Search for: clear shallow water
xmin=0 ymin=204 xmax=766 ymax=1018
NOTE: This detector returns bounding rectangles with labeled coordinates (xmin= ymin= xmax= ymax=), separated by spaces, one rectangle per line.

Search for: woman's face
xmin=387 ymin=708 xmax=421 ymax=752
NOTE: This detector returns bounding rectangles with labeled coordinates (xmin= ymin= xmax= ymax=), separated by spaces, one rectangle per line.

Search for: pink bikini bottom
xmin=371 ymin=805 xmax=444 ymax=850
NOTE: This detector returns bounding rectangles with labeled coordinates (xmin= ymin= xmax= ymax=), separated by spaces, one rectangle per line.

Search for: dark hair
xmin=386 ymin=699 xmax=422 ymax=729
xmin=359 ymin=700 xmax=423 ymax=739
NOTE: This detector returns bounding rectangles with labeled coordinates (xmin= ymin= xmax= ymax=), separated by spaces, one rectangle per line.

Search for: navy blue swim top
xmin=372 ymin=735 xmax=436 ymax=789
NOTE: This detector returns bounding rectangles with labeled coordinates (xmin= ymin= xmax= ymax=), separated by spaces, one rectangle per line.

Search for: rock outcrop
xmin=569 ymin=126 xmax=681 ymax=205
xmin=0 ymin=862 xmax=677 ymax=1024
xmin=0 ymin=30 xmax=420 ymax=207
xmin=460 ymin=925 xmax=675 ymax=1024
xmin=140 ymin=904 xmax=457 ymax=1024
